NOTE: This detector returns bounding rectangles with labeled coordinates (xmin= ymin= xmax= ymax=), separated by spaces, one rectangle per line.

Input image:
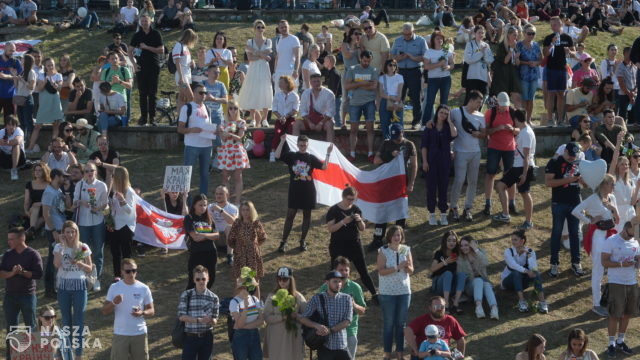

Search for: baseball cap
xmin=325 ymin=271 xmax=345 ymax=281
xmin=74 ymin=118 xmax=93 ymax=130
xmin=277 ymin=267 xmax=293 ymax=279
xmin=389 ymin=123 xmax=403 ymax=140
xmin=565 ymin=142 xmax=581 ymax=157
xmin=425 ymin=325 xmax=439 ymax=337
xmin=50 ymin=168 xmax=69 ymax=178
xmin=497 ymin=92 xmax=510 ymax=107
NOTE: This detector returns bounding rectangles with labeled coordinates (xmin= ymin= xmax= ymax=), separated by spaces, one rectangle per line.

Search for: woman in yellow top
xmin=203 ymin=32 xmax=234 ymax=92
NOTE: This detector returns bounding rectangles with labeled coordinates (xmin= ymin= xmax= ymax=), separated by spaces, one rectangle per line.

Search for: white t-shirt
xmin=120 ymin=6 xmax=139 ymax=24
xmin=204 ymin=48 xmax=233 ymax=68
xmin=38 ymin=72 xmax=63 ymax=83
xmin=178 ymin=102 xmax=212 ymax=148
xmin=208 ymin=202 xmax=238 ymax=233
xmin=600 ymin=59 xmax=620 ymax=90
xmin=554 ymin=144 xmax=586 ymax=161
xmin=316 ymin=32 xmax=332 ymax=44
xmin=301 ymin=60 xmax=321 ymax=89
xmin=229 ymin=295 xmax=263 ymax=324
xmin=602 ymin=234 xmax=640 ymax=285
xmin=514 ymin=125 xmax=536 ymax=168
xmin=424 ymin=48 xmax=453 ymax=78
xmin=53 ymin=242 xmax=92 ymax=291
xmin=73 ymin=178 xmax=108 ymax=226
xmin=99 ymin=92 xmax=126 ymax=113
xmin=275 ymin=34 xmax=301 ymax=73
xmin=633 ymin=0 xmax=640 ymax=14
xmin=451 ymin=107 xmax=485 ymax=153
xmin=379 ymin=74 xmax=404 ymax=97
xmin=15 ymin=69 xmax=36 ymax=97
xmin=0 ymin=127 xmax=24 ymax=154
xmin=106 ymin=280 xmax=153 ymax=336
xmin=2 ymin=6 xmax=16 ymax=19
xmin=172 ymin=42 xmax=192 ymax=84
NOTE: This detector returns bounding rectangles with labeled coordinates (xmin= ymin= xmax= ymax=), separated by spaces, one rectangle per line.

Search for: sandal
xmin=451 ymin=304 xmax=464 ymax=315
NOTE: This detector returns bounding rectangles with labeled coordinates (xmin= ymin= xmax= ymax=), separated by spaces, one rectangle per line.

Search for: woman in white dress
xmin=608 ymin=134 xmax=638 ymax=233
xmin=238 ymin=19 xmax=273 ymax=127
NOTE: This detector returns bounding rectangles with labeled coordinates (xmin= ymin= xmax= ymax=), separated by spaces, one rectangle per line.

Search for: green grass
xmin=1 ymin=20 xmax=640 ymax=359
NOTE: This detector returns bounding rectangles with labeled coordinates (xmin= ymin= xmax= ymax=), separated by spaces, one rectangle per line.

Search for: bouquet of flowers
xmin=73 ymin=244 xmax=89 ymax=261
xmin=240 ymin=266 xmax=257 ymax=292
xmin=272 ymin=288 xmax=298 ymax=333
xmin=438 ymin=43 xmax=453 ymax=70
xmin=87 ymin=188 xmax=97 ymax=214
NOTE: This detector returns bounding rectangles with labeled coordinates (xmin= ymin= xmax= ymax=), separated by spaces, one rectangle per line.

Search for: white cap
xmin=425 ymin=325 xmax=439 ymax=337
xmin=497 ymin=92 xmax=510 ymax=107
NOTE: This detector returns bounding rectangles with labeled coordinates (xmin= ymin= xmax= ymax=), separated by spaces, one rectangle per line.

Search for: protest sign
xmin=163 ymin=166 xmax=192 ymax=193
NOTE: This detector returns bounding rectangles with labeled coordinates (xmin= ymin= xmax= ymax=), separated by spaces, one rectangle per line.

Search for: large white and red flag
xmin=285 ymin=135 xmax=408 ymax=224
xmin=133 ymin=194 xmax=187 ymax=249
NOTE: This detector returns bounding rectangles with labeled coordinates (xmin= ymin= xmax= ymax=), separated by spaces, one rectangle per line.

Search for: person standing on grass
xmin=102 ymin=258 xmax=154 ymax=360
xmin=542 ymin=16 xmax=575 ymax=126
xmin=1 ymin=227 xmax=43 ymax=360
xmin=109 ymin=166 xmax=137 ymax=282
xmin=173 ymin=29 xmax=198 ymax=111
xmin=275 ymin=134 xmax=332 ymax=252
xmin=184 ymin=193 xmax=219 ymax=290
xmin=602 ymin=221 xmax=638 ymax=358
xmin=42 ymin=168 xmax=68 ymax=298
xmin=208 ymin=185 xmax=238 ymax=266
xmin=227 ymin=201 xmax=267 ymax=282
xmin=0 ymin=42 xmax=22 ymax=123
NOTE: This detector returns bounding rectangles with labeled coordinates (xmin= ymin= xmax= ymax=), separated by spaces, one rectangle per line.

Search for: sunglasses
xmin=229 ymin=107 xmax=239 ymax=110
xmin=198 ymin=91 xmax=208 ymax=95
xmin=277 ymin=277 xmax=290 ymax=281
xmin=42 ymin=315 xmax=56 ymax=320
xmin=195 ymin=277 xmax=207 ymax=282
xmin=124 ymin=268 xmax=138 ymax=274
xmin=256 ymin=26 xmax=265 ymax=29
xmin=354 ymin=32 xmax=362 ymax=36
xmin=363 ymin=26 xmax=372 ymax=30
xmin=64 ymin=128 xmax=73 ymax=132
xmin=527 ymin=32 xmax=535 ymax=35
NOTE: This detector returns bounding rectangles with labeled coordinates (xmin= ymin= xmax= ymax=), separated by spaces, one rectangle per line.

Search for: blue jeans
xmin=334 ymin=96 xmax=342 ymax=127
xmin=182 ymin=331 xmax=213 ymax=359
xmin=97 ymin=112 xmax=121 ymax=132
xmin=520 ymin=79 xmax=538 ymax=101
xmin=80 ymin=222 xmax=106 ymax=277
xmin=432 ymin=271 xmax=467 ymax=295
xmin=464 ymin=277 xmax=497 ymax=306
xmin=17 ymin=95 xmax=34 ymax=141
xmin=57 ymin=289 xmax=88 ymax=356
xmin=348 ymin=101 xmax=376 ymax=123
xmin=379 ymin=293 xmax=411 ymax=353
xmin=4 ymin=294 xmax=37 ymax=359
xmin=421 ymin=76 xmax=451 ymax=125
xmin=78 ymin=11 xmax=99 ymax=28
xmin=501 ymin=270 xmax=543 ymax=293
xmin=231 ymin=329 xmax=262 ymax=360
xmin=379 ymin=98 xmax=404 ymax=140
xmin=45 ymin=230 xmax=57 ymax=292
xmin=550 ymin=202 xmax=581 ymax=265
xmin=184 ymin=145 xmax=212 ymax=196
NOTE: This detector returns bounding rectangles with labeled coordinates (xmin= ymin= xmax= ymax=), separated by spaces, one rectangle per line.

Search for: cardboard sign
xmin=163 ymin=166 xmax=192 ymax=193
xmin=9 ymin=331 xmax=57 ymax=360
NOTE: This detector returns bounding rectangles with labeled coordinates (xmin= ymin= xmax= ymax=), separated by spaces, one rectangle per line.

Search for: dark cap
xmin=50 ymin=168 xmax=69 ymax=178
xmin=389 ymin=123 xmax=403 ymax=140
xmin=581 ymin=77 xmax=596 ymax=88
xmin=277 ymin=267 xmax=293 ymax=278
xmin=325 ymin=271 xmax=345 ymax=281
xmin=565 ymin=142 xmax=581 ymax=157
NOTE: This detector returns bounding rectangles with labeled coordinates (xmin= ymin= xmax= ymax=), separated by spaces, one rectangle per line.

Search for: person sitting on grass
xmin=558 ymin=329 xmax=599 ymax=360
xmin=17 ymin=0 xmax=38 ymax=25
xmin=0 ymin=116 xmax=26 ymax=181
xmin=515 ymin=333 xmax=546 ymax=360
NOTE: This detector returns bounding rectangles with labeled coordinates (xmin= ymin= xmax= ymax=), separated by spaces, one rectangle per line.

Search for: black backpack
xmin=489 ymin=106 xmax=517 ymax=129
xmin=167 ymin=42 xmax=182 ymax=74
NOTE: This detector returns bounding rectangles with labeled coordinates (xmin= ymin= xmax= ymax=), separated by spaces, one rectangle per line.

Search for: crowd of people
xmin=3 ymin=0 xmax=640 ymax=359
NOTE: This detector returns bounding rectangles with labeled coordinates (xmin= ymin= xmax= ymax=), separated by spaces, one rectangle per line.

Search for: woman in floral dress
xmin=227 ymin=201 xmax=267 ymax=280
xmin=216 ymin=100 xmax=250 ymax=205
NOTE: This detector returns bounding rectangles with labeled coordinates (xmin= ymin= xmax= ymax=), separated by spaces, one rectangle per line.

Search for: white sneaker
xmin=429 ymin=213 xmax=437 ymax=226
xmin=247 ymin=120 xmax=256 ymax=127
xmin=440 ymin=214 xmax=449 ymax=226
xmin=269 ymin=152 xmax=276 ymax=162
xmin=93 ymin=279 xmax=101 ymax=292
xmin=537 ymin=301 xmax=549 ymax=314
xmin=475 ymin=305 xmax=485 ymax=319
xmin=490 ymin=305 xmax=499 ymax=320
xmin=420 ymin=125 xmax=426 ymax=131
xmin=261 ymin=119 xmax=269 ymax=127
xmin=10 ymin=168 xmax=18 ymax=180
xmin=518 ymin=300 xmax=529 ymax=312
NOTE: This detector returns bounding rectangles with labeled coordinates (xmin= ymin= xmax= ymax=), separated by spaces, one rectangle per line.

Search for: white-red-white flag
xmin=285 ymin=135 xmax=408 ymax=224
xmin=0 ymin=40 xmax=42 ymax=56
xmin=133 ymin=194 xmax=187 ymax=249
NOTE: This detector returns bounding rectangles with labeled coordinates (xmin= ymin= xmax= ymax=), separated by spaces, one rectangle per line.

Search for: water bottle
xmin=627 ymin=103 xmax=633 ymax=112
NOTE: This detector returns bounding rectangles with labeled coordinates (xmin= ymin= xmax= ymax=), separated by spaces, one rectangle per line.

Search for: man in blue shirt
xmin=41 ymin=168 xmax=68 ymax=298
xmin=391 ymin=23 xmax=427 ymax=130
xmin=0 ymin=42 xmax=22 ymax=123
xmin=202 ymin=65 xmax=228 ymax=168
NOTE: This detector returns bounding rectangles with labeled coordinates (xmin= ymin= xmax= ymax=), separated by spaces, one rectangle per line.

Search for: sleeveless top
xmin=378 ymin=245 xmax=411 ymax=296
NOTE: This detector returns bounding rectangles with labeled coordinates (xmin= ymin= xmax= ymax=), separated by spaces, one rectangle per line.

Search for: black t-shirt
xmin=89 ymin=149 xmax=120 ymax=180
xmin=544 ymin=156 xmax=582 ymax=205
xmin=321 ymin=67 xmax=342 ymax=97
xmin=281 ymin=151 xmax=323 ymax=210
xmin=130 ymin=28 xmax=164 ymax=69
xmin=164 ymin=194 xmax=184 ymax=215
xmin=326 ymin=204 xmax=362 ymax=244
xmin=107 ymin=43 xmax=129 ymax=54
xmin=542 ymin=33 xmax=574 ymax=70
xmin=68 ymin=88 xmax=93 ymax=112
xmin=431 ymin=250 xmax=457 ymax=278
xmin=183 ymin=213 xmax=216 ymax=252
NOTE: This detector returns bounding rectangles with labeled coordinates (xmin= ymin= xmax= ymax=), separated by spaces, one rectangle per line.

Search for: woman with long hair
xmin=24 ymin=161 xmax=50 ymax=238
xmin=591 ymin=78 xmax=615 ymax=121
xmin=204 ymin=31 xmax=233 ymax=93
xmin=37 ymin=305 xmax=72 ymax=360
xmin=27 ymin=58 xmax=64 ymax=152
xmin=422 ymin=105 xmax=457 ymax=226
xmin=58 ymin=54 xmax=76 ymax=112
xmin=463 ymin=25 xmax=493 ymax=103
xmin=630 ymin=148 xmax=640 ymax=183
xmin=516 ymin=25 xmax=542 ymax=122
xmin=216 ymin=100 xmax=250 ymax=205
xmin=515 ymin=333 xmax=546 ymax=360
xmin=429 ymin=230 xmax=466 ymax=314
xmin=227 ymin=201 xmax=267 ymax=280
xmin=559 ymin=329 xmax=599 ymax=360
xmin=184 ymin=193 xmax=219 ymax=289
xmin=139 ymin=0 xmax=155 ymax=23
xmin=608 ymin=139 xmax=638 ymax=234
xmin=377 ymin=225 xmax=413 ymax=360
xmin=457 ymin=235 xmax=499 ymax=319
xmin=53 ymin=220 xmax=93 ymax=360
xmin=238 ymin=19 xmax=273 ymax=127
xmin=13 ymin=54 xmax=36 ymax=141
xmin=572 ymin=174 xmax=619 ymax=316
xmin=263 ymin=267 xmax=306 ymax=360
xmin=301 ymin=44 xmax=321 ymax=91
xmin=340 ymin=27 xmax=362 ymax=125
xmin=501 ymin=230 xmax=548 ymax=313
xmin=378 ymin=59 xmax=404 ymax=139
xmin=109 ymin=166 xmax=137 ymax=281
xmin=490 ymin=26 xmax=522 ymax=108
xmin=173 ymin=29 xmax=198 ymax=110
xmin=571 ymin=115 xmax=592 ymax=141
xmin=421 ymin=31 xmax=454 ymax=128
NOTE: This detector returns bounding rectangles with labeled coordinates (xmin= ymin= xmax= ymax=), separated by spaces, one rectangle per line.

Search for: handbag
xmin=382 ymin=76 xmax=403 ymax=112
xmin=12 ymin=95 xmax=27 ymax=107
xmin=302 ymin=293 xmax=329 ymax=350
xmin=171 ymin=289 xmax=193 ymax=349
xmin=308 ymin=92 xmax=324 ymax=125
xmin=44 ymin=78 xmax=58 ymax=94
xmin=596 ymin=219 xmax=616 ymax=231
xmin=85 ymin=264 xmax=97 ymax=290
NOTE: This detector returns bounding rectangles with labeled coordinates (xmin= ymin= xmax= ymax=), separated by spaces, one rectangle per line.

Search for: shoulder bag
xmin=302 ymin=293 xmax=329 ymax=350
xmin=383 ymin=75 xmax=403 ymax=112
xmin=171 ymin=289 xmax=193 ymax=349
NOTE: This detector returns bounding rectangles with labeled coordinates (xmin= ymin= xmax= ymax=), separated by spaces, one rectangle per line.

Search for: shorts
xmin=520 ymin=79 xmax=538 ymax=101
xmin=499 ymin=166 xmax=534 ymax=193
xmin=607 ymin=283 xmax=638 ymax=318
xmin=486 ymin=148 xmax=514 ymax=175
xmin=0 ymin=149 xmax=25 ymax=169
xmin=546 ymin=68 xmax=567 ymax=92
xmin=348 ymin=101 xmax=376 ymax=123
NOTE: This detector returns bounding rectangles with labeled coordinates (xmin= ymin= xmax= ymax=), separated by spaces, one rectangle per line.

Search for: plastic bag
xmin=416 ymin=15 xmax=432 ymax=26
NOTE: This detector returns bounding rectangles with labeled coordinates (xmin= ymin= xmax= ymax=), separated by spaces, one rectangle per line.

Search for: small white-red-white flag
xmin=285 ymin=135 xmax=408 ymax=224
xmin=133 ymin=194 xmax=187 ymax=249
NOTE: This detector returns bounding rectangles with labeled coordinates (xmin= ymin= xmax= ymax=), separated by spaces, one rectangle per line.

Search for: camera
xmin=429 ymin=349 xmax=436 ymax=356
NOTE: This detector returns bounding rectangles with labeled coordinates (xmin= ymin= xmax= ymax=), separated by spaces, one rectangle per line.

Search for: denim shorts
xmin=348 ymin=101 xmax=376 ymax=123
xmin=546 ymin=68 xmax=567 ymax=92
xmin=486 ymin=148 xmax=514 ymax=175
xmin=520 ymin=79 xmax=538 ymax=101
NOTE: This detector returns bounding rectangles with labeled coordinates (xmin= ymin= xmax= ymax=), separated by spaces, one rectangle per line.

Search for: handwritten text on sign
xmin=163 ymin=166 xmax=192 ymax=193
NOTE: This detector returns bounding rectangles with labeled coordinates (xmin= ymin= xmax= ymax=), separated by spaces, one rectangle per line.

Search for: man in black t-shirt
xmin=104 ymin=33 xmax=128 ymax=56
xmin=89 ymin=135 xmax=120 ymax=187
xmin=542 ymin=16 xmax=575 ymax=125
xmin=129 ymin=14 xmax=164 ymax=126
xmin=368 ymin=123 xmax=417 ymax=252
xmin=65 ymin=78 xmax=94 ymax=123
xmin=545 ymin=142 xmax=585 ymax=279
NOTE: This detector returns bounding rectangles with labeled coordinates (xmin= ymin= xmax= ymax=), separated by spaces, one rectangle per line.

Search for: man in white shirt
xmin=119 ymin=0 xmax=139 ymax=31
xmin=97 ymin=82 xmax=126 ymax=136
xmin=207 ymin=185 xmax=238 ymax=265
xmin=0 ymin=116 xmax=25 ymax=180
xmin=273 ymin=20 xmax=300 ymax=94
xmin=602 ymin=222 xmax=640 ymax=358
xmin=293 ymin=74 xmax=335 ymax=142
xmin=0 ymin=1 xmax=17 ymax=25
xmin=102 ymin=258 xmax=154 ymax=360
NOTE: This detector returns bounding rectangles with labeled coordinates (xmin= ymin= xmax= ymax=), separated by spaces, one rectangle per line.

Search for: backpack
xmin=167 ymin=42 xmax=183 ymax=74
xmin=178 ymin=103 xmax=211 ymax=140
xmin=103 ymin=66 xmax=128 ymax=83
xmin=489 ymin=106 xmax=517 ymax=129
